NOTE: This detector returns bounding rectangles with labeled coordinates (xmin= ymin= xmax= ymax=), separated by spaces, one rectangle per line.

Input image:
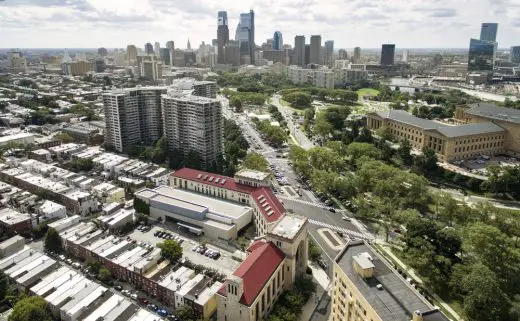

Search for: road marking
xmin=278 ymin=195 xmax=336 ymax=210
xmin=307 ymin=219 xmax=373 ymax=240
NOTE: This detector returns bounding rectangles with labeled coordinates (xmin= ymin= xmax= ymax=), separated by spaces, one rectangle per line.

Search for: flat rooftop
xmin=235 ymin=169 xmax=270 ymax=181
xmin=335 ymin=241 xmax=447 ymax=321
xmin=466 ymin=102 xmax=520 ymax=125
xmin=269 ymin=214 xmax=306 ymax=239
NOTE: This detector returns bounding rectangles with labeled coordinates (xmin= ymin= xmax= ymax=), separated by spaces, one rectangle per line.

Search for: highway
xmin=270 ymin=94 xmax=314 ymax=150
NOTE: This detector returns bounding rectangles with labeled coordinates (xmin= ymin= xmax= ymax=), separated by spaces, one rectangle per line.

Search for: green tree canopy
xmin=242 ymin=152 xmax=269 ymax=172
xmin=44 ymin=228 xmax=62 ymax=253
xmin=157 ymin=239 xmax=183 ymax=263
xmin=8 ymin=296 xmax=52 ymax=321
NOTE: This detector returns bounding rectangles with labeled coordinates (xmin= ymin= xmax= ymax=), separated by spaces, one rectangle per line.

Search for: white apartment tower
xmin=161 ymin=80 xmax=222 ymax=169
xmin=103 ymin=87 xmax=167 ymax=152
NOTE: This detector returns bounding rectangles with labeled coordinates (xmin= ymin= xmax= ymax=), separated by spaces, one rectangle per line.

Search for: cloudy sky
xmin=0 ymin=0 xmax=519 ymax=50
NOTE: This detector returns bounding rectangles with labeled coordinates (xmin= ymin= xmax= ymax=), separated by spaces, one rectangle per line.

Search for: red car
xmin=139 ymin=297 xmax=149 ymax=305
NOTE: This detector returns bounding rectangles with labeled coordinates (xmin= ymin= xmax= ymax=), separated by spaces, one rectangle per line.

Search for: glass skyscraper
xmin=273 ymin=31 xmax=283 ymax=50
xmin=234 ymin=10 xmax=255 ymax=64
xmin=468 ymin=38 xmax=495 ymax=72
xmin=480 ymin=23 xmax=498 ymax=42
xmin=511 ymin=46 xmax=520 ymax=64
xmin=380 ymin=44 xmax=395 ymax=66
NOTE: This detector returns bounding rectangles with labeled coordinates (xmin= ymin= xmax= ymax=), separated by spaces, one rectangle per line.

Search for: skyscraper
xmin=468 ymin=38 xmax=495 ymax=72
xmin=480 ymin=23 xmax=498 ymax=42
xmin=402 ymin=50 xmax=409 ymax=63
xmin=511 ymin=46 xmax=520 ymax=64
xmin=380 ymin=44 xmax=395 ymax=65
xmin=161 ymin=81 xmax=222 ymax=169
xmin=273 ymin=31 xmax=283 ymax=50
xmin=305 ymin=45 xmax=310 ymax=65
xmin=144 ymin=43 xmax=154 ymax=55
xmin=235 ymin=10 xmax=255 ymax=64
xmin=217 ymin=11 xmax=229 ymax=64
xmin=103 ymin=87 xmax=167 ymax=153
xmin=324 ymin=40 xmax=334 ymax=66
xmin=166 ymin=41 xmax=175 ymax=50
xmin=97 ymin=47 xmax=108 ymax=57
xmin=338 ymin=49 xmax=348 ymax=60
xmin=353 ymin=47 xmax=361 ymax=63
xmin=293 ymin=36 xmax=305 ymax=66
xmin=154 ymin=42 xmax=160 ymax=57
xmin=310 ymin=35 xmax=321 ymax=64
xmin=126 ymin=45 xmax=137 ymax=61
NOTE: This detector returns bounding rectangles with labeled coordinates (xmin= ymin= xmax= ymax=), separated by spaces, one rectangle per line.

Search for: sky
xmin=1 ymin=0 xmax=520 ymax=50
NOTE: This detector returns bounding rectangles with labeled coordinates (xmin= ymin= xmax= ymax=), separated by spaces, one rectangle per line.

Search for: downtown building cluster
xmin=102 ymin=80 xmax=223 ymax=169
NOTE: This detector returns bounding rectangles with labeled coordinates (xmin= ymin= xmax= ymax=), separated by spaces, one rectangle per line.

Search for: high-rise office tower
xmin=235 ymin=10 xmax=255 ymax=64
xmin=126 ymin=45 xmax=137 ymax=61
xmin=217 ymin=11 xmax=230 ymax=64
xmin=468 ymin=38 xmax=494 ymax=72
xmin=225 ymin=40 xmax=240 ymax=66
xmin=338 ymin=49 xmax=348 ymax=60
xmin=480 ymin=23 xmax=498 ymax=42
xmin=166 ymin=41 xmax=175 ymax=50
xmin=145 ymin=43 xmax=154 ymax=55
xmin=187 ymin=39 xmax=191 ymax=50
xmin=324 ymin=40 xmax=334 ymax=66
xmin=154 ymin=42 xmax=161 ymax=57
xmin=160 ymin=48 xmax=171 ymax=65
xmin=402 ymin=50 xmax=409 ymax=63
xmin=511 ymin=46 xmax=520 ymax=64
xmin=161 ymin=80 xmax=222 ymax=169
xmin=97 ymin=47 xmax=108 ymax=57
xmin=380 ymin=44 xmax=395 ymax=65
xmin=293 ymin=36 xmax=305 ymax=66
xmin=353 ymin=47 xmax=361 ymax=63
xmin=310 ymin=35 xmax=321 ymax=64
xmin=273 ymin=31 xmax=283 ymax=50
xmin=305 ymin=45 xmax=310 ymax=65
xmin=103 ymin=87 xmax=167 ymax=153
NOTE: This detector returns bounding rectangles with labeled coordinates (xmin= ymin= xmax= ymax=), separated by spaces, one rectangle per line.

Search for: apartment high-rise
xmin=103 ymin=87 xmax=167 ymax=153
xmin=273 ymin=31 xmax=283 ymax=50
xmin=324 ymin=40 xmax=334 ymax=66
xmin=402 ymin=50 xmax=409 ymax=63
xmin=480 ymin=23 xmax=498 ymax=42
xmin=331 ymin=241 xmax=450 ymax=321
xmin=305 ymin=45 xmax=310 ymax=65
xmin=310 ymin=35 xmax=321 ymax=64
xmin=126 ymin=45 xmax=137 ymax=62
xmin=161 ymin=80 xmax=222 ymax=169
xmin=380 ymin=44 xmax=395 ymax=65
xmin=217 ymin=11 xmax=230 ymax=64
xmin=293 ymin=35 xmax=305 ymax=66
xmin=353 ymin=47 xmax=361 ymax=63
xmin=144 ymin=43 xmax=154 ymax=55
xmin=338 ymin=49 xmax=348 ymax=60
xmin=137 ymin=55 xmax=163 ymax=81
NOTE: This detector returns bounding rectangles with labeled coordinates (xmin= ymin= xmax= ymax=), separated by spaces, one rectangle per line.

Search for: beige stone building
xmin=366 ymin=109 xmax=506 ymax=162
xmin=455 ymin=103 xmax=520 ymax=157
xmin=331 ymin=241 xmax=449 ymax=321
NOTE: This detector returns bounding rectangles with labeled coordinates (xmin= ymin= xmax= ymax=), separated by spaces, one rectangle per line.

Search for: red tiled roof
xmin=172 ymin=168 xmax=257 ymax=194
xmin=247 ymin=239 xmax=266 ymax=253
xmin=172 ymin=168 xmax=285 ymax=223
xmin=250 ymin=187 xmax=285 ymax=223
xmin=217 ymin=242 xmax=285 ymax=306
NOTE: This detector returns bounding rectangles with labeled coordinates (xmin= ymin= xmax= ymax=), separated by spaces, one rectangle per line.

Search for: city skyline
xmin=0 ymin=0 xmax=519 ymax=49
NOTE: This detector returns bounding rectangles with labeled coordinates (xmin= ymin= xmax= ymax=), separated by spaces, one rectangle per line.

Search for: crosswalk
xmin=308 ymin=219 xmax=372 ymax=240
xmin=278 ymin=195 xmax=332 ymax=210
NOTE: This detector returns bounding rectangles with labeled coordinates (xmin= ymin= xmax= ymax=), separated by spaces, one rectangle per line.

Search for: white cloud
xmin=0 ymin=0 xmax=517 ymax=49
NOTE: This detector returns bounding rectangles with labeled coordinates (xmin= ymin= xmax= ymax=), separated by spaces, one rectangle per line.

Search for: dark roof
xmin=218 ymin=242 xmax=285 ymax=306
xmin=466 ymin=102 xmax=520 ymax=124
xmin=172 ymin=168 xmax=285 ymax=223
xmin=430 ymin=122 xmax=504 ymax=137
xmin=375 ymin=110 xmax=505 ymax=138
xmin=335 ymin=241 xmax=438 ymax=321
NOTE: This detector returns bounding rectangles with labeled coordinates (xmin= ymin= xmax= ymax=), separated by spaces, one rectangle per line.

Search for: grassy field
xmin=357 ymin=88 xmax=380 ymax=97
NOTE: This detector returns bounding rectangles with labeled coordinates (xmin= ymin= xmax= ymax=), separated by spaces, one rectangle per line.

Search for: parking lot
xmin=450 ymin=155 xmax=520 ymax=176
xmin=128 ymin=225 xmax=242 ymax=276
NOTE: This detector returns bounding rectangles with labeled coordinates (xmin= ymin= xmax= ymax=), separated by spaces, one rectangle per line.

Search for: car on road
xmin=113 ymin=285 xmax=123 ymax=291
xmin=342 ymin=216 xmax=351 ymax=222
xmin=139 ymin=297 xmax=149 ymax=305
xmin=130 ymin=293 xmax=138 ymax=300
xmin=328 ymin=208 xmax=336 ymax=213
xmin=157 ymin=309 xmax=168 ymax=317
xmin=147 ymin=304 xmax=158 ymax=311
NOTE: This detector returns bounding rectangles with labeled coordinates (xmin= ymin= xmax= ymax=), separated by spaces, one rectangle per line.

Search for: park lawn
xmin=357 ymin=88 xmax=380 ymax=97
xmin=280 ymin=99 xmax=305 ymax=114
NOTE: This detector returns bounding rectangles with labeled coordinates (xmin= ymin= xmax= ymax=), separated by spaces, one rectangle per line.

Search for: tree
xmin=313 ymin=112 xmax=333 ymax=140
xmin=157 ymin=239 xmax=183 ymax=263
xmin=176 ymin=304 xmax=198 ymax=321
xmin=0 ymin=272 xmax=7 ymax=302
xmin=229 ymin=96 xmax=243 ymax=113
xmin=97 ymin=268 xmax=112 ymax=283
xmin=8 ymin=296 xmax=52 ymax=321
xmin=242 ymin=152 xmax=269 ymax=172
xmin=133 ymin=197 xmax=150 ymax=215
xmin=346 ymin=142 xmax=381 ymax=165
xmin=414 ymin=147 xmax=438 ymax=172
xmin=461 ymin=263 xmax=511 ymax=321
xmin=69 ymin=158 xmax=94 ymax=172
xmin=44 ymin=228 xmax=62 ymax=253
xmin=55 ymin=132 xmax=74 ymax=143
xmin=398 ymin=139 xmax=413 ymax=166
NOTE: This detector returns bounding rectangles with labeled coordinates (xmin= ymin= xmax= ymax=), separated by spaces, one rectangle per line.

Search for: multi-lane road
xmin=270 ymin=94 xmax=314 ymax=150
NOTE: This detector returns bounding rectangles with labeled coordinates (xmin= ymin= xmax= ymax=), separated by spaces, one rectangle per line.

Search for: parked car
xmin=139 ymin=297 xmax=149 ymax=305
xmin=328 ymin=208 xmax=336 ymax=213
xmin=130 ymin=293 xmax=138 ymax=300
xmin=157 ymin=309 xmax=168 ymax=317
xmin=113 ymin=285 xmax=123 ymax=291
xmin=342 ymin=216 xmax=351 ymax=222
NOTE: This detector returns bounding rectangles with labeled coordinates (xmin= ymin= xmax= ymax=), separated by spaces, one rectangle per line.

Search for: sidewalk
xmin=300 ymin=262 xmax=331 ymax=321
xmin=376 ymin=242 xmax=463 ymax=321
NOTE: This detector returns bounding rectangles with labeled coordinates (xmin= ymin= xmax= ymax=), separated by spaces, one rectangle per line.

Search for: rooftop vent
xmin=221 ymin=179 xmax=226 ymax=184
xmin=203 ymin=175 xmax=208 ymax=180
xmin=209 ymin=177 xmax=214 ymax=182
xmin=215 ymin=178 xmax=220 ymax=183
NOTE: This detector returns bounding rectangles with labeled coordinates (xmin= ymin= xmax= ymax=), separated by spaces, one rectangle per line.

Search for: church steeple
xmin=187 ymin=38 xmax=191 ymax=50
